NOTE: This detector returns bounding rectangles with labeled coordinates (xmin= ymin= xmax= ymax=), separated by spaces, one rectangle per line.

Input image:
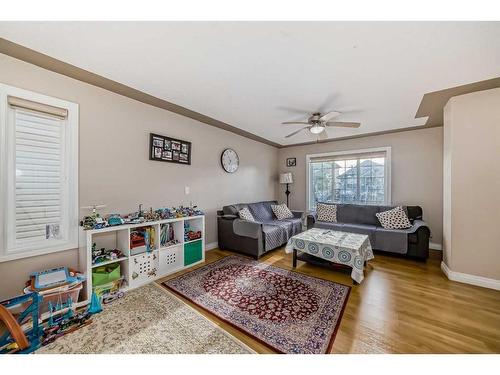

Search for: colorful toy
xmin=81 ymin=204 xmax=107 ymax=229
xmin=91 ymin=244 xmax=123 ymax=265
xmin=0 ymin=292 xmax=43 ymax=354
xmin=82 ymin=203 xmax=204 ymax=230
xmin=88 ymin=292 xmax=102 ymax=314
xmin=107 ymin=214 xmax=125 ymax=226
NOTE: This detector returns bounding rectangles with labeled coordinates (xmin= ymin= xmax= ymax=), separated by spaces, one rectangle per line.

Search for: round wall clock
xmin=221 ymin=148 xmax=239 ymax=173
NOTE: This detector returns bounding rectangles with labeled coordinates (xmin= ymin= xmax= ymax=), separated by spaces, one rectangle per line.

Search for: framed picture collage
xmin=149 ymin=133 xmax=191 ymax=165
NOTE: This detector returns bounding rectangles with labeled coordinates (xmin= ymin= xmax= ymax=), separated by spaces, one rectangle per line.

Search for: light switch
xmin=185 ymin=186 xmax=190 ymax=195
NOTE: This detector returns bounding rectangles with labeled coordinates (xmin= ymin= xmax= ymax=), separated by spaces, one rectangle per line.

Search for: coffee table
xmin=285 ymin=228 xmax=374 ymax=284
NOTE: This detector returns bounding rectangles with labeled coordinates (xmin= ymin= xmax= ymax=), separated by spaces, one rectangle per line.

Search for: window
xmin=306 ymin=147 xmax=391 ymax=211
xmin=0 ymin=84 xmax=78 ymax=262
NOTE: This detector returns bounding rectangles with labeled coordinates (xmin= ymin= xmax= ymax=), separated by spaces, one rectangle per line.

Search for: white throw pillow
xmin=376 ymin=206 xmax=412 ymax=229
xmin=271 ymin=203 xmax=294 ymax=220
xmin=316 ymin=203 xmax=337 ymax=223
xmin=238 ymin=207 xmax=255 ymax=221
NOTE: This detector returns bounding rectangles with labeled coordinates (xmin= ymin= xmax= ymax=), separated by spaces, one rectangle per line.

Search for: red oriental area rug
xmin=162 ymin=255 xmax=350 ymax=354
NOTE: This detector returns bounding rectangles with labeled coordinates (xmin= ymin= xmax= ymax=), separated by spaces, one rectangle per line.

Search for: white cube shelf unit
xmin=79 ymin=215 xmax=205 ymax=302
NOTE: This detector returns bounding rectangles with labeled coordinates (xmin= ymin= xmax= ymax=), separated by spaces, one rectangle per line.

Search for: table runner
xmin=285 ymin=228 xmax=374 ymax=283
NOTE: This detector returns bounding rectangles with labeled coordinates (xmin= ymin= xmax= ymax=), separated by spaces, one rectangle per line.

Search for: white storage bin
xmin=129 ymin=251 xmax=159 ymax=287
xmin=159 ymin=245 xmax=183 ymax=275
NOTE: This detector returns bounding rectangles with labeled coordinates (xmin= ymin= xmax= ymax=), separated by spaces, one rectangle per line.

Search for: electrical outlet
xmin=185 ymin=186 xmax=190 ymax=195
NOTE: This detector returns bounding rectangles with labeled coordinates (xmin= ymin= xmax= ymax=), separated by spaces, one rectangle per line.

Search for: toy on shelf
xmin=160 ymin=223 xmax=179 ymax=248
xmin=81 ymin=204 xmax=107 ymax=229
xmin=130 ymin=226 xmax=156 ymax=255
xmin=107 ymin=214 xmax=125 ymax=226
xmin=0 ymin=292 xmax=42 ymax=354
xmin=81 ymin=203 xmax=205 ymax=230
xmin=184 ymin=221 xmax=202 ymax=242
xmin=91 ymin=243 xmax=124 ymax=265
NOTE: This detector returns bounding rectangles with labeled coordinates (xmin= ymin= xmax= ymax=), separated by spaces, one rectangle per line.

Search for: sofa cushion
xmin=376 ymin=206 xmax=412 ymax=229
xmin=238 ymin=207 xmax=255 ymax=221
xmin=248 ymin=201 xmax=276 ymax=222
xmin=337 ymin=204 xmax=380 ymax=226
xmin=271 ymin=203 xmax=294 ymax=220
xmin=316 ymin=203 xmax=337 ymax=222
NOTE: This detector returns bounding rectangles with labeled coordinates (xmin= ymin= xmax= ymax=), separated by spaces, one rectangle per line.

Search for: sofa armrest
xmin=307 ymin=212 xmax=317 ymax=229
xmin=291 ymin=210 xmax=303 ymax=219
xmin=233 ymin=219 xmax=263 ymax=239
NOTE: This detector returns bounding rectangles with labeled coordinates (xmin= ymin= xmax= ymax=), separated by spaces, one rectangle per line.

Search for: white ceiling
xmin=1 ymin=22 xmax=499 ymax=145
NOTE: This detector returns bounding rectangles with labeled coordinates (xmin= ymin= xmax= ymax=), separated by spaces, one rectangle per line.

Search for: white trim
xmin=429 ymin=242 xmax=442 ymax=251
xmin=0 ymin=83 xmax=79 ymax=263
xmin=441 ymin=261 xmax=500 ymax=291
xmin=205 ymin=242 xmax=219 ymax=251
xmin=306 ymin=146 xmax=392 ymax=211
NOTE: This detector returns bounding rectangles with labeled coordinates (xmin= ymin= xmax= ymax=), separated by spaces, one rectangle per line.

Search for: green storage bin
xmin=92 ymin=263 xmax=121 ymax=287
xmin=184 ymin=240 xmax=202 ymax=266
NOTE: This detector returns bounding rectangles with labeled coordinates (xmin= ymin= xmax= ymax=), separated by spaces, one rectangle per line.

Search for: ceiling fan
xmin=283 ymin=111 xmax=361 ymax=139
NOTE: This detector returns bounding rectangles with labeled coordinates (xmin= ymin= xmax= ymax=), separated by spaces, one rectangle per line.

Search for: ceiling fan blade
xmin=282 ymin=121 xmax=310 ymax=125
xmin=285 ymin=127 xmax=310 ymax=138
xmin=325 ymin=121 xmax=361 ymax=128
xmin=319 ymin=111 xmax=341 ymax=122
xmin=318 ymin=129 xmax=328 ymax=140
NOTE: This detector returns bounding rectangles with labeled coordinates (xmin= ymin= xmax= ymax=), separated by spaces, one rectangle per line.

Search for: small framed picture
xmin=286 ymin=157 xmax=297 ymax=167
xmin=162 ymin=150 xmax=172 ymax=160
xmin=172 ymin=141 xmax=181 ymax=151
xmin=172 ymin=151 xmax=180 ymax=161
xmin=179 ymin=153 xmax=188 ymax=163
xmin=181 ymin=143 xmax=189 ymax=154
xmin=164 ymin=140 xmax=171 ymax=150
xmin=154 ymin=147 xmax=162 ymax=158
xmin=152 ymin=137 xmax=164 ymax=148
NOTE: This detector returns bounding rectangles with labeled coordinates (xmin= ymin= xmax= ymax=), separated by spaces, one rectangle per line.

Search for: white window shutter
xmin=13 ymin=109 xmax=65 ymax=246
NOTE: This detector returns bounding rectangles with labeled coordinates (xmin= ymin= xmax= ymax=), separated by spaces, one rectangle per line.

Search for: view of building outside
xmin=309 ymin=157 xmax=385 ymax=210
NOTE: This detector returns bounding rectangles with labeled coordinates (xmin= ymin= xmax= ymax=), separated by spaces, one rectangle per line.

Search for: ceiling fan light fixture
xmin=309 ymin=124 xmax=325 ymax=134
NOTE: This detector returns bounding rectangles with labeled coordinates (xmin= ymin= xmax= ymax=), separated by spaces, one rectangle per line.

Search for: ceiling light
xmin=309 ymin=124 xmax=325 ymax=134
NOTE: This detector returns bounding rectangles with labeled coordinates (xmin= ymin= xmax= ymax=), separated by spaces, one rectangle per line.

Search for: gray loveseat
xmin=217 ymin=200 xmax=303 ymax=259
xmin=308 ymin=203 xmax=430 ymax=260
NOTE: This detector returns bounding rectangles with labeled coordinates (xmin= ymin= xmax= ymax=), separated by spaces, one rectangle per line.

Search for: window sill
xmin=0 ymin=241 xmax=78 ymax=263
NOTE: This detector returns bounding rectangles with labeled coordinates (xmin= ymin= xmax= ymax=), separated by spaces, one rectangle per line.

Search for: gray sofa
xmin=308 ymin=203 xmax=430 ymax=260
xmin=217 ymin=200 xmax=303 ymax=259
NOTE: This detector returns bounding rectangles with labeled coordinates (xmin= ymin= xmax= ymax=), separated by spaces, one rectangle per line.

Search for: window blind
xmin=13 ymin=108 xmax=64 ymax=245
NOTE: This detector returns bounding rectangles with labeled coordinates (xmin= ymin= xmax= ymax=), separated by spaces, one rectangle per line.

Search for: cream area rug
xmin=36 ymin=283 xmax=253 ymax=354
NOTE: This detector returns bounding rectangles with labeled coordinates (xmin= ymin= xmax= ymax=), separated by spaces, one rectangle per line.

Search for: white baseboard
xmin=429 ymin=242 xmax=442 ymax=250
xmin=441 ymin=261 xmax=500 ymax=291
xmin=205 ymin=242 xmax=218 ymax=251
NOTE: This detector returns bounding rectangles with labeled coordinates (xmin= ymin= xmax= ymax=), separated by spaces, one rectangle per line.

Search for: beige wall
xmin=443 ymin=88 xmax=500 ymax=281
xmin=0 ymin=54 xmax=279 ymax=300
xmin=277 ymin=127 xmax=444 ymax=245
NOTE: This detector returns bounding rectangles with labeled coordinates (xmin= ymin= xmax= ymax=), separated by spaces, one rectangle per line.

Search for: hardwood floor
xmin=157 ymin=248 xmax=500 ymax=353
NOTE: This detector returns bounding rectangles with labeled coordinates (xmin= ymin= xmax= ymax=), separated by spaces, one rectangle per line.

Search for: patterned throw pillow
xmin=238 ymin=207 xmax=255 ymax=221
xmin=271 ymin=204 xmax=294 ymax=220
xmin=375 ymin=206 xmax=412 ymax=229
xmin=316 ymin=203 xmax=337 ymax=223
